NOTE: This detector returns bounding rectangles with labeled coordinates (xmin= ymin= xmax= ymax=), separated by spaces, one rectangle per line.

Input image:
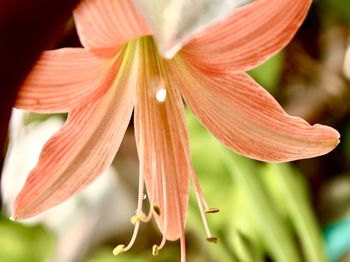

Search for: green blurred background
xmin=1 ymin=0 xmax=350 ymax=261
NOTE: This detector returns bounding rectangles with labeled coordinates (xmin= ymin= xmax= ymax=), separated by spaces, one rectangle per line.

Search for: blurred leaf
xmin=227 ymin=186 xmax=264 ymax=260
xmin=263 ymin=164 xmax=327 ymax=262
xmin=322 ymin=0 xmax=350 ymax=22
xmin=0 ymin=214 xmax=55 ymax=262
xmin=22 ymin=112 xmax=66 ymax=126
xmin=248 ymin=51 xmax=284 ymax=94
xmin=221 ymin=152 xmax=301 ymax=262
xmin=230 ymin=231 xmax=264 ymax=262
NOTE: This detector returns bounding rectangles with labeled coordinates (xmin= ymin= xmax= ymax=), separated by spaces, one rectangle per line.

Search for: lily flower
xmin=13 ymin=0 xmax=339 ymax=260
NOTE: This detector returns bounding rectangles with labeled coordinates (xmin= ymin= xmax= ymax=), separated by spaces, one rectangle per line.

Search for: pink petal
xmin=13 ymin=50 xmax=139 ymax=219
xmin=182 ymin=0 xmax=311 ymax=73
xmin=74 ymin=0 xmax=151 ymax=49
xmin=16 ymin=47 xmax=123 ymax=113
xmin=134 ymin=42 xmax=191 ymax=240
xmin=168 ymin=56 xmax=340 ymax=162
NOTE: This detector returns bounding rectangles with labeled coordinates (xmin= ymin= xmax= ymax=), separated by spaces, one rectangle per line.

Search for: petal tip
xmin=12 ymin=202 xmax=26 ymax=220
xmin=317 ymin=124 xmax=341 ymax=144
xmin=336 ymin=138 xmax=341 ymax=145
xmin=12 ymin=195 xmax=36 ymax=220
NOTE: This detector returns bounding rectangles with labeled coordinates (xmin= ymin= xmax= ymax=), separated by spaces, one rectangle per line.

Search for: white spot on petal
xmin=156 ymin=88 xmax=167 ymax=102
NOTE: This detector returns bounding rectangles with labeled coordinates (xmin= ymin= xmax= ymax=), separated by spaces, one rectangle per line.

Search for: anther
xmin=130 ymin=213 xmax=147 ymax=225
xmin=152 ymin=245 xmax=160 ymax=256
xmin=152 ymin=204 xmax=161 ymax=216
xmin=205 ymin=208 xmax=220 ymax=214
xmin=206 ymin=237 xmax=219 ymax=244
xmin=113 ymin=244 xmax=125 ymax=256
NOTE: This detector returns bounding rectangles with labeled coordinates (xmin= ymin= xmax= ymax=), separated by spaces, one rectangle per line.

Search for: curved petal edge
xmin=168 ymin=56 xmax=340 ymax=163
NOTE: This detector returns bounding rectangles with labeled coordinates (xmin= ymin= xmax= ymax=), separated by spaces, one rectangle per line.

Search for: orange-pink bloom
xmin=13 ymin=0 xmax=339 ymax=260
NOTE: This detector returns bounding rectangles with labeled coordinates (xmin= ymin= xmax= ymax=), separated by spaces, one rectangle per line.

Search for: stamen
xmin=142 ymin=207 xmax=154 ymax=223
xmin=156 ymin=153 xmax=169 ymax=251
xmin=191 ymin=170 xmax=211 ymax=211
xmin=152 ymin=133 xmax=170 ymax=257
xmin=113 ymin=245 xmax=125 ymax=256
xmin=180 ymin=229 xmax=186 ymax=262
xmin=189 ymin=171 xmax=217 ymax=241
xmin=206 ymin=237 xmax=219 ymax=244
xmin=114 ymin=130 xmax=148 ymax=254
xmin=152 ymin=245 xmax=160 ymax=256
xmin=130 ymin=212 xmax=147 ymax=225
xmin=152 ymin=203 xmax=161 ymax=216
xmin=155 ymin=230 xmax=168 ymax=253
xmin=205 ymin=208 xmax=220 ymax=214
xmin=149 ymin=218 xmax=167 ymax=256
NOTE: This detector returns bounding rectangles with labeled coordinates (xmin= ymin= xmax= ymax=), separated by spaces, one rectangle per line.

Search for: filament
xmin=113 ymin=166 xmax=146 ymax=254
xmin=190 ymin=170 xmax=218 ymax=241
